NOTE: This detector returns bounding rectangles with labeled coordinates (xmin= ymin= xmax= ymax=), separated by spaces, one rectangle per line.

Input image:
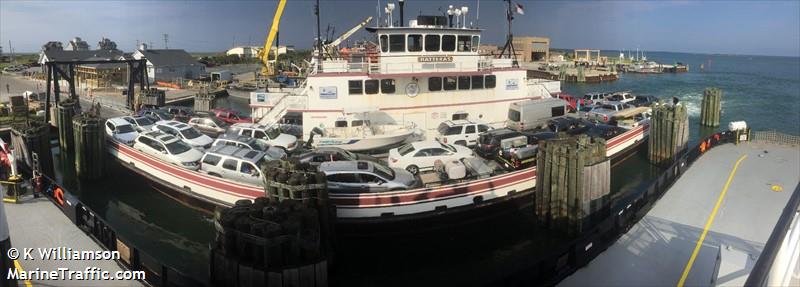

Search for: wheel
xmin=406 ymin=165 xmax=419 ymax=175
xmin=454 ymin=140 xmax=467 ymax=146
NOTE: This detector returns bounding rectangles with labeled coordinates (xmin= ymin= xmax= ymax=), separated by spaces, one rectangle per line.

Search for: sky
xmin=1 ymin=0 xmax=799 ymax=57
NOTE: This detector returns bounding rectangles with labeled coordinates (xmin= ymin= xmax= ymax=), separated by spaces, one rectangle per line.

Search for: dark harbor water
xmin=63 ymin=51 xmax=798 ymax=285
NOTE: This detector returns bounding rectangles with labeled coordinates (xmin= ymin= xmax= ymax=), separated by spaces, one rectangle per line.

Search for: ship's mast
xmin=498 ymin=0 xmax=518 ymax=65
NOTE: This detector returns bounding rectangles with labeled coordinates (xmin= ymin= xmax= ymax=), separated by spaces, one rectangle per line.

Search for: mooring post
xmin=648 ymin=101 xmax=689 ymax=166
xmin=701 ymin=87 xmax=722 ymax=127
xmin=72 ymin=113 xmax=105 ymax=180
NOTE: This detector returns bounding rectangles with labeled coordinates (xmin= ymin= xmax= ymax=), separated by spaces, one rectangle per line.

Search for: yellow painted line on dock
xmin=676 ymin=154 xmax=747 ymax=287
xmin=13 ymin=259 xmax=34 ymax=287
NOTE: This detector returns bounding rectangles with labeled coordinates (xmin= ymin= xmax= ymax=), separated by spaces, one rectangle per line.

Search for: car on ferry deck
xmin=199 ymin=145 xmax=272 ymax=186
xmin=138 ymin=108 xmax=175 ymax=122
xmin=152 ymin=120 xmax=214 ymax=149
xmin=160 ymin=106 xmax=194 ymax=122
xmin=293 ymin=147 xmax=380 ymax=167
xmin=586 ymin=101 xmax=633 ymax=123
xmin=583 ymin=93 xmax=611 ymax=106
xmin=211 ymin=134 xmax=286 ymax=160
xmin=605 ymin=91 xmax=635 ymax=104
xmin=435 ymin=120 xmax=492 ymax=147
xmin=388 ymin=140 xmax=475 ymax=175
xmin=187 ymin=116 xmax=229 ymax=138
xmin=210 ymin=108 xmax=252 ymax=124
xmin=227 ymin=123 xmax=298 ymax=152
xmin=318 ymin=161 xmax=420 ymax=193
xmin=122 ymin=115 xmax=156 ymax=132
xmin=475 ymin=128 xmax=527 ymax=158
xmin=630 ymin=95 xmax=659 ymax=107
xmin=104 ymin=117 xmax=139 ymax=145
xmin=133 ymin=131 xmax=203 ymax=170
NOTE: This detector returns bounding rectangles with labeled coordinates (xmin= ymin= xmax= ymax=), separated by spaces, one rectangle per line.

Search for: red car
xmin=210 ymin=108 xmax=252 ymax=124
xmin=556 ymin=93 xmax=587 ymax=112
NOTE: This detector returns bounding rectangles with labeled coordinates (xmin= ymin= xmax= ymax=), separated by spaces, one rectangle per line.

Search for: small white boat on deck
xmin=309 ymin=111 xmax=420 ymax=151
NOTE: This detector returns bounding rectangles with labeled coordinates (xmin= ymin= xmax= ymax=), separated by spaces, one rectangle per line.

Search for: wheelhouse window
xmin=364 ymin=79 xmax=379 ymax=94
xmin=335 ymin=120 xmax=348 ymax=128
xmin=442 ymin=35 xmax=456 ymax=52
xmin=457 ymin=36 xmax=472 ymax=52
xmin=471 ymin=75 xmax=484 ymax=89
xmin=428 ymin=77 xmax=442 ymax=91
xmin=389 ymin=35 xmax=405 ymax=52
xmin=424 ymin=35 xmax=440 ymax=52
xmin=380 ymin=35 xmax=388 ymax=53
xmin=407 ymin=34 xmax=422 ymax=52
xmin=458 ymin=76 xmax=470 ymax=90
xmin=348 ymin=80 xmax=363 ymax=95
xmin=485 ymin=75 xmax=496 ymax=88
xmin=381 ymin=79 xmax=396 ymax=94
xmin=443 ymin=77 xmax=457 ymax=90
xmin=471 ymin=36 xmax=480 ymax=52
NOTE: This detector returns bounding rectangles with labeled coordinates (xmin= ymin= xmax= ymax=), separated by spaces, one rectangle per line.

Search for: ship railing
xmin=319 ymin=58 xmax=510 ymax=74
xmin=28 ymin=173 xmax=208 ymax=286
xmin=750 ymin=130 xmax=800 ymax=146
xmin=745 ymin=184 xmax=800 ymax=287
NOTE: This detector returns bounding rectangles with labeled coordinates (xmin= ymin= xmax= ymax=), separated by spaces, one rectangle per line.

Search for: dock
xmin=559 ymin=141 xmax=800 ymax=286
xmin=4 ymin=197 xmax=142 ymax=286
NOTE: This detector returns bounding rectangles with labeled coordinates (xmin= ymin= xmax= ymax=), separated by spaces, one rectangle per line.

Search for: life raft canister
xmin=54 ymin=187 xmax=64 ymax=206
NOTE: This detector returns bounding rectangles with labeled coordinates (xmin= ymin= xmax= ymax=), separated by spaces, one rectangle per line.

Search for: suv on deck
xmin=293 ymin=147 xmax=380 ymax=167
xmin=187 ymin=116 xmax=229 ymax=137
xmin=630 ymin=95 xmax=659 ymax=107
xmin=227 ymin=123 xmax=298 ymax=152
xmin=138 ymin=108 xmax=175 ymax=122
xmin=122 ymin=115 xmax=156 ymax=132
xmin=586 ymin=101 xmax=633 ymax=123
xmin=200 ymin=145 xmax=271 ymax=186
xmin=211 ymin=134 xmax=286 ymax=160
xmin=435 ymin=120 xmax=492 ymax=147
xmin=606 ymin=91 xmax=635 ymax=104
xmin=133 ymin=131 xmax=203 ymax=170
xmin=475 ymin=129 xmax=526 ymax=158
xmin=161 ymin=106 xmax=193 ymax=122
xmin=583 ymin=93 xmax=611 ymax=105
xmin=318 ymin=161 xmax=420 ymax=193
xmin=104 ymin=117 xmax=139 ymax=145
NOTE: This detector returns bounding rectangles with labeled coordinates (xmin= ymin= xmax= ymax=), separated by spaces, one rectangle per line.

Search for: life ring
xmin=54 ymin=187 xmax=64 ymax=206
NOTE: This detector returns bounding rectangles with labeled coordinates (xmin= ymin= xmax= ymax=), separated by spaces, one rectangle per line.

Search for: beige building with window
xmin=512 ymin=36 xmax=550 ymax=62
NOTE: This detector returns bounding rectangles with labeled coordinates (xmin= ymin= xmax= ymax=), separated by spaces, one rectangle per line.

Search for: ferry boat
xmin=105 ymin=9 xmax=650 ymax=223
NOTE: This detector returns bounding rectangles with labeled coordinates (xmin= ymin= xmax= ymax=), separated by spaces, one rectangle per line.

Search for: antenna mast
xmin=498 ymin=0 xmax=517 ymax=65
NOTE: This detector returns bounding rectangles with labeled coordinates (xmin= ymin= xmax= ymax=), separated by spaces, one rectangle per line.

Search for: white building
xmin=226 ymin=46 xmax=261 ymax=58
xmin=66 ymin=37 xmax=90 ymax=51
xmin=132 ymin=48 xmax=205 ymax=83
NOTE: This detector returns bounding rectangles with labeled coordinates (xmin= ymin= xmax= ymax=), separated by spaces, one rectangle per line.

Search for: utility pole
xmin=163 ymin=33 xmax=169 ymax=49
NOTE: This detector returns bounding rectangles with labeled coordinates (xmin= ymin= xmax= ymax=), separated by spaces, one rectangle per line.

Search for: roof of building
xmin=40 ymin=49 xmax=123 ymax=63
xmin=136 ymin=49 xmax=199 ymax=67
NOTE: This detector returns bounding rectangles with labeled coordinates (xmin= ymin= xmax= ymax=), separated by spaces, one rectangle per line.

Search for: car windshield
xmin=397 ymin=144 xmax=415 ymax=156
xmin=266 ymin=127 xmax=281 ymax=139
xmin=180 ymin=128 xmax=203 ymax=139
xmin=165 ymin=140 xmax=192 ymax=154
xmin=135 ymin=117 xmax=154 ymax=126
xmin=372 ymin=164 xmax=395 ymax=180
xmin=116 ymin=124 xmax=135 ymax=133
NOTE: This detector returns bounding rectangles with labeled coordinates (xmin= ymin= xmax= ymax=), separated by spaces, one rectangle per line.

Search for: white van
xmin=506 ymin=98 xmax=568 ymax=131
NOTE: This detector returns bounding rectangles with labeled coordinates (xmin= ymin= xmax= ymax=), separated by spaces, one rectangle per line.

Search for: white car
xmin=605 ymin=92 xmax=635 ymax=104
xmin=227 ymin=123 xmax=298 ymax=152
xmin=122 ymin=116 xmax=156 ymax=132
xmin=133 ymin=131 xmax=204 ymax=170
xmin=104 ymin=117 xmax=139 ymax=145
xmin=152 ymin=120 xmax=214 ymax=149
xmin=434 ymin=120 xmax=492 ymax=147
xmin=388 ymin=140 xmax=475 ymax=174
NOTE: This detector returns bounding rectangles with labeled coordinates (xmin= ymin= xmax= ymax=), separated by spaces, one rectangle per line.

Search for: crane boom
xmin=260 ymin=0 xmax=287 ymax=76
xmin=324 ymin=16 xmax=373 ymax=49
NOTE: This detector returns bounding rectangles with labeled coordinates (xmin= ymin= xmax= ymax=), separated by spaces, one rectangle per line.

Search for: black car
xmin=630 ymin=95 xmax=659 ymax=107
xmin=293 ymin=147 xmax=381 ymax=167
xmin=475 ymin=129 xmax=528 ymax=158
xmin=547 ymin=117 xmax=595 ymax=134
xmin=161 ymin=106 xmax=194 ymax=122
xmin=496 ymin=131 xmax=557 ymax=170
xmin=137 ymin=108 xmax=174 ymax=122
xmin=585 ymin=124 xmax=627 ymax=140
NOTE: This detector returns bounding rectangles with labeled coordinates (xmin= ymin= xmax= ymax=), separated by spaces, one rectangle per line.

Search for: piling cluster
xmin=72 ymin=113 xmax=105 ymax=179
xmin=194 ymin=89 xmax=216 ymax=112
xmin=210 ymin=160 xmax=333 ymax=287
xmin=140 ymin=88 xmax=165 ymax=107
xmin=10 ymin=121 xmax=54 ymax=178
xmin=648 ymin=101 xmax=690 ymax=166
xmin=56 ymin=98 xmax=79 ymax=152
xmin=700 ymin=88 xmax=722 ymax=127
xmin=536 ymin=134 xmax=610 ymax=236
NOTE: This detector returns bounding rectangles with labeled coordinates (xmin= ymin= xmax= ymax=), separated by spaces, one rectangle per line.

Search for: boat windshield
xmin=181 ymin=128 xmax=203 ymax=139
xmin=116 ymin=124 xmax=136 ymax=133
xmin=372 ymin=164 xmax=395 ymax=180
xmin=135 ymin=117 xmax=154 ymax=126
xmin=165 ymin=140 xmax=192 ymax=154
xmin=397 ymin=144 xmax=415 ymax=156
xmin=266 ymin=127 xmax=281 ymax=139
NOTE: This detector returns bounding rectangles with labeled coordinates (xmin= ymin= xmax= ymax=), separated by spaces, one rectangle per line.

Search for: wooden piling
xmin=10 ymin=121 xmax=54 ymax=178
xmin=72 ymin=113 xmax=105 ymax=179
xmin=56 ymin=98 xmax=78 ymax=152
xmin=535 ymin=134 xmax=610 ymax=236
xmin=648 ymin=101 xmax=689 ymax=166
xmin=194 ymin=89 xmax=215 ymax=112
xmin=700 ymin=88 xmax=722 ymax=127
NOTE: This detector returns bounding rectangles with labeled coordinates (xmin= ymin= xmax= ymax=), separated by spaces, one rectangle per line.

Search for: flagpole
xmin=476 ymin=0 xmax=480 ymax=27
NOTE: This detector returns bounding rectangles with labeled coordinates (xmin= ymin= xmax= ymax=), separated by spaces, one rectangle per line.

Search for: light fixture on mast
xmin=453 ymin=7 xmax=462 ymax=28
xmin=447 ymin=5 xmax=455 ymax=28
xmin=385 ymin=3 xmax=395 ymax=27
xmin=461 ymin=6 xmax=469 ymax=28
